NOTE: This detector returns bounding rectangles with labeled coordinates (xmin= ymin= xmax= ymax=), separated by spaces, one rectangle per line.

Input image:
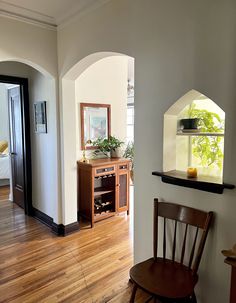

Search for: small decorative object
xmin=80 ymin=103 xmax=111 ymax=150
xmin=92 ymin=136 xmax=124 ymax=158
xmin=81 ymin=140 xmax=92 ymax=163
xmin=187 ymin=167 xmax=198 ymax=178
xmin=222 ymin=244 xmax=236 ymax=259
xmin=34 ymin=101 xmax=47 ymax=133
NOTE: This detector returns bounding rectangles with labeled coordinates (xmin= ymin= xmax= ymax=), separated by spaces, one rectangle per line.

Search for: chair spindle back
xmin=153 ymin=198 xmax=213 ymax=275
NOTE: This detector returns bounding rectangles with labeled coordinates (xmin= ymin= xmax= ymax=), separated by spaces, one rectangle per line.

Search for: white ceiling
xmin=0 ymin=0 xmax=110 ymax=27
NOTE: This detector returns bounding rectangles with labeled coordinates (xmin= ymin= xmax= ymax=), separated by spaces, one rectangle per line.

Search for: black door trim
xmin=0 ymin=75 xmax=32 ymax=215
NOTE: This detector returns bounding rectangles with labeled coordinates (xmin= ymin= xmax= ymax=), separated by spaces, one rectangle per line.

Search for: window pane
xmin=127 ymin=125 xmax=134 ymax=141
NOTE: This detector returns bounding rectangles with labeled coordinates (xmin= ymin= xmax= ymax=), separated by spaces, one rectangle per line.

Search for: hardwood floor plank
xmin=0 ymin=200 xmax=148 ymax=302
xmin=0 ymin=186 xmax=10 ymax=201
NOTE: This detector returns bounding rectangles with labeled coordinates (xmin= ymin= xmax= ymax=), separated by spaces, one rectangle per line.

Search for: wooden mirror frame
xmin=80 ymin=103 xmax=111 ymax=150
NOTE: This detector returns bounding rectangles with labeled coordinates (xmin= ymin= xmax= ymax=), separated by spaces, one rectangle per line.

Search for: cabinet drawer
xmin=119 ymin=163 xmax=129 ymax=171
xmin=95 ymin=165 xmax=115 ymax=176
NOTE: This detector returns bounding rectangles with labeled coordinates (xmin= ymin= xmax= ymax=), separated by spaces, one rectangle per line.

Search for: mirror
xmin=80 ymin=103 xmax=111 ymax=149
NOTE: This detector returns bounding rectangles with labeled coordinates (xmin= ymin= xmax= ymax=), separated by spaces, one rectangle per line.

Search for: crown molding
xmin=0 ymin=0 xmax=57 ymax=28
xmin=0 ymin=11 xmax=56 ymax=30
xmin=57 ymin=0 xmax=111 ymax=29
xmin=0 ymin=0 xmax=111 ymax=31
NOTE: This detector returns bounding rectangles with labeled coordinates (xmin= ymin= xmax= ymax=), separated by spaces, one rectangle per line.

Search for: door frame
xmin=0 ymin=75 xmax=32 ymax=215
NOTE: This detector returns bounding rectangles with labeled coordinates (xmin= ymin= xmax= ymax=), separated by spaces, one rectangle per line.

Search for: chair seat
xmin=130 ymin=258 xmax=198 ymax=300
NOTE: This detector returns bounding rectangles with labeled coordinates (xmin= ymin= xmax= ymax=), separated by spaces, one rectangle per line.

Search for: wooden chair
xmin=129 ymin=199 xmax=213 ymax=303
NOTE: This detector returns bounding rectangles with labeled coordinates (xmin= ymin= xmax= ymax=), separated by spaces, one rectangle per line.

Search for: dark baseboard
xmin=52 ymin=222 xmax=80 ymax=236
xmin=32 ymin=207 xmax=53 ymax=228
xmin=32 ymin=207 xmax=79 ymax=236
xmin=51 ymin=222 xmax=64 ymax=235
xmin=63 ymin=222 xmax=80 ymax=235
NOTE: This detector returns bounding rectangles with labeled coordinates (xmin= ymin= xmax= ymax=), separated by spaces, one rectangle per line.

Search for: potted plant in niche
xmin=179 ymin=102 xmax=200 ymax=131
xmin=92 ymin=135 xmax=124 ymax=158
xmin=123 ymin=141 xmax=134 ymax=183
xmin=180 ymin=102 xmax=224 ymax=171
xmin=180 ymin=117 xmax=199 ymax=131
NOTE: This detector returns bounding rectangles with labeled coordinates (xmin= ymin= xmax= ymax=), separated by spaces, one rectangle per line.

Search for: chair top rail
xmin=156 ymin=200 xmax=212 ymax=229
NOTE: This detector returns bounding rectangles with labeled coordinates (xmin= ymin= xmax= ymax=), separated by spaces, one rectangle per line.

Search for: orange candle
xmin=187 ymin=167 xmax=197 ymax=178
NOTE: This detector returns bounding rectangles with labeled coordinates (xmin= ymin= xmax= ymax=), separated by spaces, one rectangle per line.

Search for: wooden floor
xmin=0 ymin=186 xmax=10 ymax=201
xmin=0 ymin=199 xmax=149 ymax=303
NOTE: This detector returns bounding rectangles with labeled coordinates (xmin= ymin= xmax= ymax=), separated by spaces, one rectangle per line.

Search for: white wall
xmin=0 ymin=84 xmax=9 ymax=141
xmin=0 ymin=62 xmax=60 ymax=223
xmin=75 ymin=56 xmax=128 ymax=159
xmin=29 ymin=69 xmax=59 ymax=222
xmin=0 ymin=16 xmax=57 ymax=77
xmin=0 ymin=15 xmax=60 ymax=222
xmin=58 ymin=0 xmax=236 ymax=302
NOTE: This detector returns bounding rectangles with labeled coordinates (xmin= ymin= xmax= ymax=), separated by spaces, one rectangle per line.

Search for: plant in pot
xmin=92 ymin=136 xmax=124 ymax=158
xmin=123 ymin=141 xmax=134 ymax=183
xmin=180 ymin=102 xmax=224 ymax=170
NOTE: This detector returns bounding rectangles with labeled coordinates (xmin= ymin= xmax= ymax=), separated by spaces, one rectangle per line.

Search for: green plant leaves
xmin=186 ymin=103 xmax=224 ymax=169
xmin=92 ymin=136 xmax=124 ymax=157
xmin=123 ymin=141 xmax=134 ymax=169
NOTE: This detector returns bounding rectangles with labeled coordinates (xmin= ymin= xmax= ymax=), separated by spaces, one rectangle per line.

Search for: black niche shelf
xmin=152 ymin=170 xmax=235 ymax=194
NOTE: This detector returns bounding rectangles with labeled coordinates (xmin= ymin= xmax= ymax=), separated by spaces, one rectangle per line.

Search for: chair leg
xmin=130 ymin=284 xmax=138 ymax=303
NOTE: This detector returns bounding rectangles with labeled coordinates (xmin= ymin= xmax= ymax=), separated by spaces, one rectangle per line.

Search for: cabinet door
xmin=117 ymin=170 xmax=129 ymax=213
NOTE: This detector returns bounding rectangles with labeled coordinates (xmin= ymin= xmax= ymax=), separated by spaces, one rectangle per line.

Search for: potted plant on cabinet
xmin=92 ymin=136 xmax=124 ymax=158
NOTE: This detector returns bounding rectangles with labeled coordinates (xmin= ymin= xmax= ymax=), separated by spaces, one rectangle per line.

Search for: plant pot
xmin=180 ymin=118 xmax=199 ymax=130
xmin=111 ymin=148 xmax=123 ymax=158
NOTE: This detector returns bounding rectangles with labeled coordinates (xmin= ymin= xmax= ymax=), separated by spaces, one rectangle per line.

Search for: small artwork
xmin=80 ymin=103 xmax=111 ymax=149
xmin=89 ymin=116 xmax=107 ymax=140
xmin=34 ymin=101 xmax=47 ymax=133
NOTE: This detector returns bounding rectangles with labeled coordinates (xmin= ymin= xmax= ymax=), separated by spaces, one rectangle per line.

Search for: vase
xmin=111 ymin=148 xmax=123 ymax=158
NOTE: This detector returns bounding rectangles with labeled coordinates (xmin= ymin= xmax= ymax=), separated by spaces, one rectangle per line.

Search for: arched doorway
xmin=60 ymin=52 xmax=135 ymax=227
xmin=0 ymin=60 xmax=60 ymax=223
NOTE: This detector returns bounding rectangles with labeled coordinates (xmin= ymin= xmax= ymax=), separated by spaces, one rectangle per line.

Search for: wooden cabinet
xmin=77 ymin=158 xmax=130 ymax=227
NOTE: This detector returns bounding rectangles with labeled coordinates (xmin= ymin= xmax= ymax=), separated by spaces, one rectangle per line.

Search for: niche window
xmin=153 ymin=90 xmax=234 ymax=194
xmin=176 ymin=98 xmax=225 ymax=178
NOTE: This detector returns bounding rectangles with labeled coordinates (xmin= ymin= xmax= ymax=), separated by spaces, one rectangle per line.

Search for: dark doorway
xmin=0 ymin=75 xmax=32 ymax=215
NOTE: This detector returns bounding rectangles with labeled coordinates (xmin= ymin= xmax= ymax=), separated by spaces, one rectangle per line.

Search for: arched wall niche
xmin=61 ymin=51 xmax=134 ymax=225
xmin=0 ymin=59 xmax=61 ymax=223
xmin=163 ymin=89 xmax=225 ymax=177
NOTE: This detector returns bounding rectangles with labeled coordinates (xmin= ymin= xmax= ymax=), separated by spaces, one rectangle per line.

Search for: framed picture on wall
xmin=80 ymin=103 xmax=111 ymax=149
xmin=34 ymin=101 xmax=47 ymax=133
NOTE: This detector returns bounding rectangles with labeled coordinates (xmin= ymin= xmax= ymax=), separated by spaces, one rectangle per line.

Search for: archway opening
xmin=61 ymin=51 xmax=135 ymax=226
xmin=0 ymin=60 xmax=60 ymax=223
